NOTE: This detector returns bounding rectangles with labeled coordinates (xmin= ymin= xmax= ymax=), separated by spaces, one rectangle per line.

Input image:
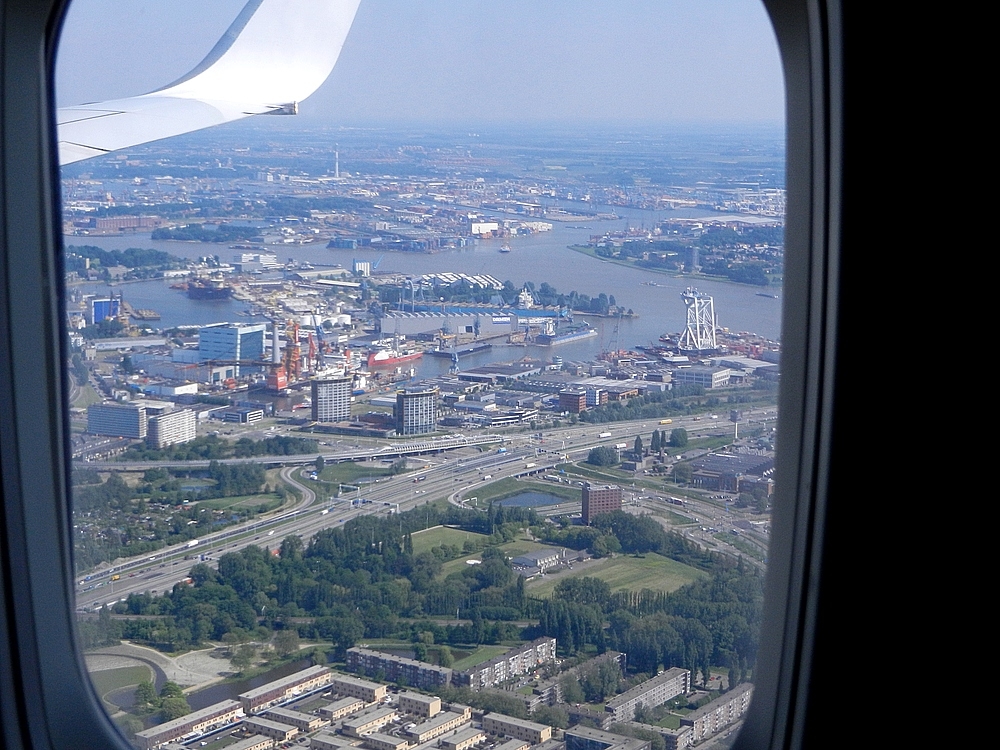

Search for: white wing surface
xmin=57 ymin=0 xmax=361 ymax=165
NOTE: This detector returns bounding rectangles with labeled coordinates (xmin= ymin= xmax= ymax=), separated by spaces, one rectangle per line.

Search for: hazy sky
xmin=56 ymin=0 xmax=783 ymax=126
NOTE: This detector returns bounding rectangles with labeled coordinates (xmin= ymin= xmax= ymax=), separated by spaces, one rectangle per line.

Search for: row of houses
xmin=348 ymin=638 xmax=557 ymax=693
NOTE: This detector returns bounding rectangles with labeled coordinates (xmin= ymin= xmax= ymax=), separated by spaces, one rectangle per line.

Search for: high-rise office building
xmin=198 ymin=323 xmax=266 ymax=379
xmin=395 ymin=387 xmax=438 ymax=436
xmin=312 ymin=376 xmax=352 ymax=422
xmin=581 ymin=482 xmax=622 ymax=525
xmin=87 ymin=402 xmax=147 ymax=439
xmin=147 ymin=409 xmax=196 ymax=449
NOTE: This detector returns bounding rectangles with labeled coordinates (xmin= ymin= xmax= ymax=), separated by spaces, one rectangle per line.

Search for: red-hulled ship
xmin=367 ymin=346 xmax=422 ymax=368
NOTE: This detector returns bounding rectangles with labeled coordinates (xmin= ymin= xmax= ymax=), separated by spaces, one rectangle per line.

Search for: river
xmin=64 ymin=203 xmax=781 ymax=377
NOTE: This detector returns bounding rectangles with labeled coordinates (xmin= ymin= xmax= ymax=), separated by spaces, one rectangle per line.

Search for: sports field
xmin=526 ymin=552 xmax=706 ymax=598
xmin=411 ymin=525 xmax=489 ymax=555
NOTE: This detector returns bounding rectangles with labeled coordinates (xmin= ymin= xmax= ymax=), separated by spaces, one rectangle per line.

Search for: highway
xmin=79 ymin=433 xmax=513 ymax=470
xmin=74 ymin=408 xmax=776 ymax=610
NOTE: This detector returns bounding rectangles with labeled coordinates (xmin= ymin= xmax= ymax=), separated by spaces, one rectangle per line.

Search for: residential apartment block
xmin=680 ymin=683 xmax=753 ymax=743
xmin=604 ymin=668 xmax=690 ymax=722
xmin=329 ymin=673 xmax=389 ymax=703
xmin=264 ymin=706 xmax=328 ymax=732
xmin=134 ymin=699 xmax=243 ymax=750
xmin=482 ymin=714 xmax=552 ymax=745
xmin=365 ymin=733 xmax=411 ymax=750
xmin=398 ymin=691 xmax=441 ymax=717
xmin=147 ymin=408 xmax=196 ymax=448
xmin=564 ymin=726 xmax=650 ymax=750
xmin=319 ymin=696 xmax=366 ymax=721
xmin=343 ymin=707 xmax=399 ymax=738
xmin=347 ymin=647 xmax=453 ymax=690
xmin=242 ymin=716 xmax=299 ymax=743
xmin=406 ymin=710 xmax=471 ymax=744
xmin=457 ymin=637 xmax=557 ymax=691
xmin=238 ymin=665 xmax=332 ymax=713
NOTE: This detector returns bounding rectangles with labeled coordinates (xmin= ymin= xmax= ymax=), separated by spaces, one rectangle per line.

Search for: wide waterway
xmin=64 ymin=203 xmax=782 ymax=378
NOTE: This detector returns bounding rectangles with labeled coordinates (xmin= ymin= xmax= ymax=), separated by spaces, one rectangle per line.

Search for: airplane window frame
xmin=0 ymin=1 xmax=844 ymax=749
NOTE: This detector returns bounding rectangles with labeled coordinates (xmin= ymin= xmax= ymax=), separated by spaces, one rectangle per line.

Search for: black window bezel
xmin=0 ymin=1 xmax=845 ymax=748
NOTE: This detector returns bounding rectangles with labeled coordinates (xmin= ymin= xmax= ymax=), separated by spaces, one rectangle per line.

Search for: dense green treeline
xmin=531 ymin=559 xmax=761 ymax=682
xmin=152 ymin=224 xmax=262 ymax=243
xmin=65 ymin=245 xmax=179 ymax=270
xmin=577 ymin=387 xmax=773 ymax=424
xmin=122 ymin=434 xmax=318 ymax=461
xmin=90 ymin=499 xmax=761 ymax=682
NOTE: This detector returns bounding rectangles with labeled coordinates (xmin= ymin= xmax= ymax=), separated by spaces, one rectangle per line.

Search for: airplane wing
xmin=57 ymin=0 xmax=361 ymax=165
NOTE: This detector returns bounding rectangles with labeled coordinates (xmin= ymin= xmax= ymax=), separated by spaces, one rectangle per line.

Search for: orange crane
xmin=307 ymin=332 xmax=317 ymax=372
xmin=283 ymin=320 xmax=301 ymax=382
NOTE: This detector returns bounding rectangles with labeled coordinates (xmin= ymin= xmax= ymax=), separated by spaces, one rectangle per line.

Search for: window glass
xmin=56 ymin=2 xmax=783 ymax=748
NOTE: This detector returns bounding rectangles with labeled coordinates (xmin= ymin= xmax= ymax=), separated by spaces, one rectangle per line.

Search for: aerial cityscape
xmin=55 ymin=2 xmax=784 ymax=750
xmin=66 ymin=123 xmax=780 ymax=750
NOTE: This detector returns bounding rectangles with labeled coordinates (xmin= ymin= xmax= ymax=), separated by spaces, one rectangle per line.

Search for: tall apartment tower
xmin=198 ymin=323 xmax=267 ymax=378
xmin=581 ymin=482 xmax=623 ymax=525
xmin=312 ymin=376 xmax=352 ymax=422
xmin=147 ymin=409 xmax=196 ymax=449
xmin=395 ymin=387 xmax=438 ymax=436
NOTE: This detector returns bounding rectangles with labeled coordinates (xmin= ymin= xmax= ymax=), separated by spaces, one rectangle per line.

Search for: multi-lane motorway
xmin=75 ymin=408 xmax=776 ymax=611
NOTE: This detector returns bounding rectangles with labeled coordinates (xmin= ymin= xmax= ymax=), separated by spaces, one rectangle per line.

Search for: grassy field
xmin=450 ymin=645 xmax=511 ymax=671
xmin=713 ymin=532 xmax=767 ymax=562
xmin=649 ymin=508 xmax=698 ymax=526
xmin=71 ymin=382 xmax=103 ymax=409
xmin=468 ymin=477 xmax=522 ymax=503
xmin=195 ymin=494 xmax=282 ymax=512
xmin=655 ymin=714 xmax=682 ymax=729
xmin=470 ymin=477 xmax=580 ymax=505
xmin=526 ymin=553 xmax=707 ymax=598
xmin=411 ymin=526 xmax=489 ymax=555
xmin=317 ymin=462 xmax=396 ymax=485
xmin=561 ymin=463 xmax=633 ymax=483
xmin=87 ymin=665 xmax=153 ymax=708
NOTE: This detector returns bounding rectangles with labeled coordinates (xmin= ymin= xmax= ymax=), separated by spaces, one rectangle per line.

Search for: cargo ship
xmin=367 ymin=346 xmax=423 ymax=368
xmin=426 ymin=342 xmax=493 ymax=358
xmin=535 ymin=325 xmax=598 ymax=346
xmin=186 ymin=277 xmax=232 ymax=300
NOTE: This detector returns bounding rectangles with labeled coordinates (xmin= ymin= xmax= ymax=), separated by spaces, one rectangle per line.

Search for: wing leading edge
xmin=57 ymin=0 xmax=361 ymax=165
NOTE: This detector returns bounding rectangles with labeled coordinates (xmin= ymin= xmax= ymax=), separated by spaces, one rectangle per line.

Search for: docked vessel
xmin=425 ymin=342 xmax=493 ymax=358
xmin=367 ymin=347 xmax=423 ymax=368
xmin=186 ymin=277 xmax=232 ymax=300
xmin=535 ymin=325 xmax=598 ymax=346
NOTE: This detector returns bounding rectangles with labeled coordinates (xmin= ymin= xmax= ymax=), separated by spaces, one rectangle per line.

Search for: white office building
xmin=395 ymin=387 xmax=438 ymax=436
xmin=312 ymin=376 xmax=352 ymax=422
xmin=147 ymin=409 xmax=196 ymax=448
xmin=87 ymin=402 xmax=147 ymax=439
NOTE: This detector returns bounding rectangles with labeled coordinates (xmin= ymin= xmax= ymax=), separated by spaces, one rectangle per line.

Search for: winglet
xmin=57 ymin=0 xmax=361 ymax=165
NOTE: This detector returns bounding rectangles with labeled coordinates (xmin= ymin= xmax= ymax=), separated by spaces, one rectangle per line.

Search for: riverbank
xmin=567 ymin=244 xmax=781 ymax=290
